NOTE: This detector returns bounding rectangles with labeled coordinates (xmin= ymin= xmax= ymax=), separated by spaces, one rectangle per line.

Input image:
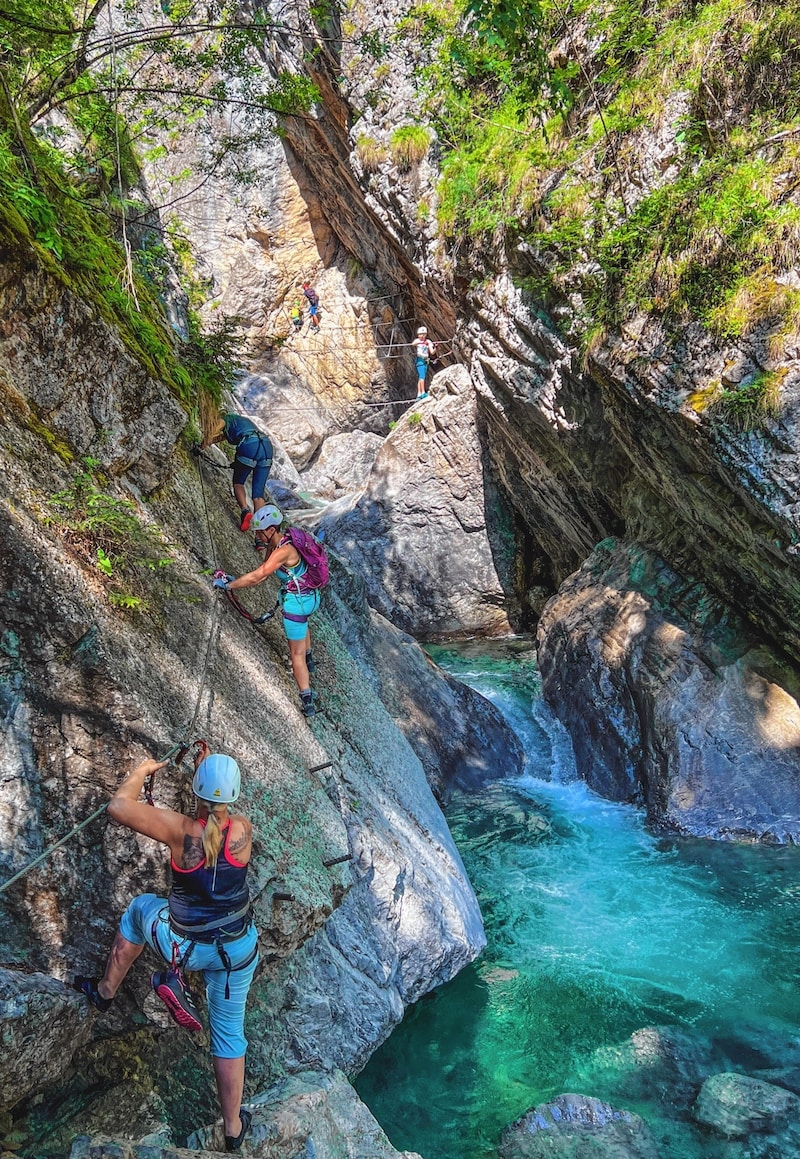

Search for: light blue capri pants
xmin=119 ymin=893 xmax=259 ymax=1058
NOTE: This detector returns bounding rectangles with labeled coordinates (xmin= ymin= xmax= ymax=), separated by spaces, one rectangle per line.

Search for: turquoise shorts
xmin=281 ymin=589 xmax=320 ymax=640
xmin=119 ymin=893 xmax=259 ymax=1058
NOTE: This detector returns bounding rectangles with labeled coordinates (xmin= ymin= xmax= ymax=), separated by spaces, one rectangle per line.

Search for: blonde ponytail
xmin=202 ymin=805 xmax=228 ymax=867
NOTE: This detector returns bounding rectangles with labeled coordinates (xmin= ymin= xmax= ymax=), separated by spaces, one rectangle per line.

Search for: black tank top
xmin=168 ymin=819 xmax=250 ymax=933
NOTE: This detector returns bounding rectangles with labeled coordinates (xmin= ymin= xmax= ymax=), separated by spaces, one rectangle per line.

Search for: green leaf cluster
xmin=48 ymin=459 xmax=174 ymax=612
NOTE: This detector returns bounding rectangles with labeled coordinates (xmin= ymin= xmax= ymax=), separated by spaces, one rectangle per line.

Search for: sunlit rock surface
xmin=315 ymin=365 xmax=516 ymax=638
xmin=538 ymin=538 xmax=800 ymax=841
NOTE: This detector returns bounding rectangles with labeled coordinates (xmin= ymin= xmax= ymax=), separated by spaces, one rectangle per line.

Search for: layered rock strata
xmin=538 ymin=538 xmax=800 ymax=841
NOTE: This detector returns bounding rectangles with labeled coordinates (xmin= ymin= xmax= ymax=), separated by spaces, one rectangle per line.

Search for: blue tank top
xmin=168 ymin=819 xmax=250 ymax=933
xmin=223 ymin=414 xmax=261 ymax=445
xmin=276 ymin=557 xmax=308 ymax=594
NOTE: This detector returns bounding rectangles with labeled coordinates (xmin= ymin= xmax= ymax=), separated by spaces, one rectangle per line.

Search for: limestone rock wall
xmin=0 ymin=252 xmax=525 ymax=1148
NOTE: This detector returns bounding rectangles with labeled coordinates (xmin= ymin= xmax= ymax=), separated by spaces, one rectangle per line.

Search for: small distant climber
xmin=213 ymin=505 xmax=327 ymax=718
xmin=207 ymin=412 xmax=273 ymax=532
xmin=73 ymin=748 xmax=258 ymax=1153
xmin=414 ymin=326 xmax=437 ymax=400
xmin=301 ymin=281 xmax=321 ymax=330
xmin=290 ymin=301 xmax=304 ymax=332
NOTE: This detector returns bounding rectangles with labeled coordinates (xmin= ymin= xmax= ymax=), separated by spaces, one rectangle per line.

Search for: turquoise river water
xmin=354 ymin=638 xmax=800 ymax=1158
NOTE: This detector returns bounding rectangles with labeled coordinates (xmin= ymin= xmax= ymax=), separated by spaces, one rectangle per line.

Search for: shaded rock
xmin=499 ymin=1093 xmax=661 ymax=1159
xmin=0 ymin=968 xmax=92 ymax=1112
xmin=0 ymin=252 xmax=185 ymax=493
xmin=537 ymin=538 xmax=800 ymax=840
xmin=188 ymin=1069 xmax=421 ymax=1157
xmin=579 ymin=1026 xmax=714 ymax=1112
xmin=301 ymin=430 xmax=385 ymax=498
xmin=315 ymin=365 xmax=515 ymax=638
xmin=693 ymin=1071 xmax=800 ymax=1138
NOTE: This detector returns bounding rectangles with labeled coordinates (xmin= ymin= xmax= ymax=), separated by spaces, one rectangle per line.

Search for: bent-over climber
xmin=414 ymin=326 xmax=437 ymax=400
xmin=207 ymin=412 xmax=274 ymax=531
xmin=74 ymin=749 xmax=258 ymax=1152
xmin=213 ymin=505 xmax=327 ymax=717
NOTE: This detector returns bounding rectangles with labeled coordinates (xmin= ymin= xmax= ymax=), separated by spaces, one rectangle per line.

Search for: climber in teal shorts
xmin=213 ymin=505 xmax=325 ymax=717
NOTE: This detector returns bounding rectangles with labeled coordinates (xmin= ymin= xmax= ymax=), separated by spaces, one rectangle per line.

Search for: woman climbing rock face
xmin=74 ymin=749 xmax=258 ymax=1153
xmin=206 ymin=412 xmax=274 ymax=531
xmin=213 ymin=505 xmax=326 ymax=718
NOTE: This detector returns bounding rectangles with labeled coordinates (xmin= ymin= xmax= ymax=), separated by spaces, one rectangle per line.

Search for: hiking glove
xmin=213 ymin=574 xmax=235 ymax=589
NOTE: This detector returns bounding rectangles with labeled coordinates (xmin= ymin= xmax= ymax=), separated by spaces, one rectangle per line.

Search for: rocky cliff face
xmin=0 ymin=238 xmax=524 ymax=1152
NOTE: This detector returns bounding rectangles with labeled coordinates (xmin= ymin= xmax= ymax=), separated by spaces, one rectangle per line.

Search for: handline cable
xmin=0 ymin=742 xmax=183 ymax=896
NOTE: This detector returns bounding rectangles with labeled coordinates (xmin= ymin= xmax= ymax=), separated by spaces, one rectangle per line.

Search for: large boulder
xmin=301 ymin=430 xmax=385 ymax=498
xmin=537 ymin=538 xmax=800 ymax=840
xmin=499 ymin=1094 xmax=661 ymax=1159
xmin=315 ymin=365 xmax=515 ymax=638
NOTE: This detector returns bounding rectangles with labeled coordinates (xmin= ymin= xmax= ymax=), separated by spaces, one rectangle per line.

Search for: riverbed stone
xmin=580 ymin=1026 xmax=714 ymax=1111
xmin=499 ymin=1093 xmax=661 ymax=1159
xmin=693 ymin=1071 xmax=800 ymax=1138
xmin=537 ymin=538 xmax=800 ymax=840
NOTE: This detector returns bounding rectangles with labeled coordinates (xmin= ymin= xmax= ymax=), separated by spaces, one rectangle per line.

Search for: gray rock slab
xmin=300 ymin=430 xmax=384 ymax=499
xmin=187 ymin=1069 xmax=422 ymax=1157
xmin=0 ymin=968 xmax=92 ymax=1112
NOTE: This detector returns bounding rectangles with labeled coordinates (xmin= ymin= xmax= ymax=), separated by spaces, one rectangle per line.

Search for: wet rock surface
xmin=693 ymin=1071 xmax=800 ymax=1139
xmin=538 ymin=538 xmax=800 ymax=840
xmin=499 ymin=1093 xmax=661 ymax=1159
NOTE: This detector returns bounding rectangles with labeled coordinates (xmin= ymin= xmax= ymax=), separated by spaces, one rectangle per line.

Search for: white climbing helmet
xmin=417 ymin=326 xmax=427 ymax=336
xmin=250 ymin=504 xmax=283 ymax=532
xmin=192 ymin=753 xmax=241 ymax=803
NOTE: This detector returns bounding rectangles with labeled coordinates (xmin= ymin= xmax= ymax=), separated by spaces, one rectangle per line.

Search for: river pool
xmin=355 ymin=638 xmax=800 ymax=1158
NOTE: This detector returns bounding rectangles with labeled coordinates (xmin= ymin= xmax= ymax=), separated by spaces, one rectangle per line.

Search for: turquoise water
xmin=355 ymin=639 xmax=800 ymax=1158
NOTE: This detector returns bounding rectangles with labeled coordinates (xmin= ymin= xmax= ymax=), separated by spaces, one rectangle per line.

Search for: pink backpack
xmin=280 ymin=528 xmax=329 ymax=592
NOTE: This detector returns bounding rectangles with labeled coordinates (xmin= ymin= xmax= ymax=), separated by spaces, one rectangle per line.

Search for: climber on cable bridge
xmin=206 ymin=412 xmax=273 ymax=531
xmin=414 ymin=325 xmax=437 ymax=400
xmin=213 ymin=504 xmax=328 ymax=718
xmin=290 ymin=300 xmax=304 ymax=333
xmin=300 ymin=280 xmax=321 ymax=330
xmin=73 ymin=747 xmax=258 ymax=1153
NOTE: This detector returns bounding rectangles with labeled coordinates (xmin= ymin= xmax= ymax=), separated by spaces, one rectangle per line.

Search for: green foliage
xmin=407 ymin=410 xmax=423 ymax=425
xmin=710 ymin=370 xmax=785 ymax=431
xmin=178 ymin=313 xmax=245 ymax=405
xmin=420 ymin=0 xmax=800 ymax=359
xmin=263 ymin=73 xmax=321 ymax=116
xmin=390 ymin=125 xmax=431 ymax=171
xmin=48 ymin=459 xmax=173 ymax=612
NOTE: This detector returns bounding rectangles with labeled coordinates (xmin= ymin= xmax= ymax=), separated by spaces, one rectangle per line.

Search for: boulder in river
xmin=499 ymin=1093 xmax=661 ymax=1158
xmin=693 ymin=1071 xmax=800 ymax=1138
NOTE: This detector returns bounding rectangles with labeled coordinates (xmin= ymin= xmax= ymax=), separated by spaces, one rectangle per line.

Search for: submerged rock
xmin=499 ymin=1093 xmax=661 ymax=1158
xmin=538 ymin=538 xmax=800 ymax=841
xmin=693 ymin=1071 xmax=800 ymax=1138
xmin=579 ymin=1026 xmax=714 ymax=1112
